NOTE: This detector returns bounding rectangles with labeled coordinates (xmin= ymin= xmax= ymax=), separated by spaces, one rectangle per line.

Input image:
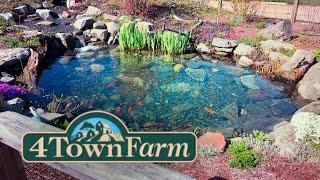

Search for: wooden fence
xmin=0 ymin=111 xmax=192 ymax=180
xmin=198 ymin=0 xmax=320 ymax=23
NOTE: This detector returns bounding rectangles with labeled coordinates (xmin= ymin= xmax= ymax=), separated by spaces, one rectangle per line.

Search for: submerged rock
xmin=185 ymin=68 xmax=207 ymax=82
xmin=222 ymin=102 xmax=241 ymax=121
xmin=163 ymin=82 xmax=191 ymax=93
xmin=173 ymin=64 xmax=184 ymax=73
xmin=186 ymin=59 xmax=213 ymax=69
xmin=240 ymin=75 xmax=260 ymax=90
xmin=90 ymin=64 xmax=105 ymax=73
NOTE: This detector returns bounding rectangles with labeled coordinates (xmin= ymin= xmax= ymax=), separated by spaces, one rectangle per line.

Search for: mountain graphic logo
xmin=23 ymin=111 xmax=197 ymax=162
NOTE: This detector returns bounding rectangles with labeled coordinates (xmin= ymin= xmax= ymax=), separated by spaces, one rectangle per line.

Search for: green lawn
xmin=264 ymin=0 xmax=320 ymax=6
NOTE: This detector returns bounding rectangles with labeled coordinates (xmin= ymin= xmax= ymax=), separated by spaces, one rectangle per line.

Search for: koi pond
xmin=37 ymin=48 xmax=298 ymax=136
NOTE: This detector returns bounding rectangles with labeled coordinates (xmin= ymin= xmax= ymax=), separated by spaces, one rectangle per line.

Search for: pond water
xmin=37 ymin=49 xmax=298 ymax=136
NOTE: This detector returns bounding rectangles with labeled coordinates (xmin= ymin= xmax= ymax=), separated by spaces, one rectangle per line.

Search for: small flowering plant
xmin=0 ymin=82 xmax=27 ymax=100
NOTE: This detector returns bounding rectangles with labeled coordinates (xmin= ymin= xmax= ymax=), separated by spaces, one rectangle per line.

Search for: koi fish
xmin=143 ymin=123 xmax=164 ymax=129
xmin=204 ymin=107 xmax=215 ymax=114
xmin=128 ymin=99 xmax=143 ymax=113
xmin=115 ymin=102 xmax=128 ymax=116
xmin=171 ymin=124 xmax=193 ymax=131
xmin=107 ymin=80 xmax=121 ymax=88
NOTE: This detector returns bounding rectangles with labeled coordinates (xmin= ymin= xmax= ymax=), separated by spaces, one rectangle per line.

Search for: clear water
xmin=37 ymin=49 xmax=298 ymax=136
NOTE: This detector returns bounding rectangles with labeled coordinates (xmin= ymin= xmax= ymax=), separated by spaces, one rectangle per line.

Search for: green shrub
xmin=118 ymin=22 xmax=189 ymax=55
xmin=281 ymin=48 xmax=296 ymax=57
xmin=239 ymin=35 xmax=264 ymax=47
xmin=228 ymin=141 xmax=261 ymax=169
xmin=228 ymin=15 xmax=244 ymax=27
xmin=199 ymin=145 xmax=217 ymax=158
xmin=3 ymin=36 xmax=41 ymax=48
xmin=255 ymin=22 xmax=268 ymax=29
xmin=314 ymin=51 xmax=320 ymax=63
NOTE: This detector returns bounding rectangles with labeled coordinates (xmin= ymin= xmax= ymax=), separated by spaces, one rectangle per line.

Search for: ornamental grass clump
xmin=0 ymin=82 xmax=27 ymax=100
xmin=228 ymin=141 xmax=262 ymax=169
xmin=118 ymin=22 xmax=189 ymax=55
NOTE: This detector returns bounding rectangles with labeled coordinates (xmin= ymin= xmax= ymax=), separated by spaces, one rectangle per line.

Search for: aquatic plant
xmin=0 ymin=82 xmax=27 ymax=100
xmin=118 ymin=22 xmax=189 ymax=54
xmin=228 ymin=141 xmax=262 ymax=169
xmin=199 ymin=145 xmax=217 ymax=158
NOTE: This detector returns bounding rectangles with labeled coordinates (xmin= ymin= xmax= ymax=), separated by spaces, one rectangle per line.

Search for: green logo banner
xmin=23 ymin=111 xmax=197 ymax=162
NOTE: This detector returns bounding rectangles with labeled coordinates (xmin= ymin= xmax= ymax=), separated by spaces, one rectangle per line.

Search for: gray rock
xmin=0 ymin=13 xmax=14 ymax=21
xmin=222 ymin=102 xmax=240 ymax=121
xmin=185 ymin=68 xmax=207 ymax=81
xmin=240 ymin=75 xmax=260 ymax=90
xmin=14 ymin=5 xmax=29 ymax=16
xmin=278 ymin=50 xmax=316 ymax=81
xmin=6 ymin=98 xmax=25 ymax=113
xmin=0 ymin=48 xmax=30 ymax=68
xmin=56 ymin=33 xmax=75 ymax=49
xmin=273 ymin=122 xmax=302 ymax=157
xmin=233 ymin=43 xmax=254 ymax=57
xmin=106 ymin=22 xmax=120 ymax=36
xmin=238 ymin=56 xmax=253 ymax=67
xmin=260 ymin=40 xmax=295 ymax=55
xmin=93 ymin=21 xmax=107 ymax=29
xmin=29 ymin=3 xmax=43 ymax=10
xmin=135 ymin=21 xmax=154 ymax=32
xmin=259 ymin=20 xmax=292 ymax=39
xmin=297 ymin=63 xmax=320 ymax=101
xmin=85 ymin=6 xmax=102 ymax=16
xmin=0 ymin=77 xmax=15 ymax=84
xmin=91 ymin=29 xmax=110 ymax=42
xmin=196 ymin=43 xmax=211 ymax=54
xmin=297 ymin=101 xmax=320 ymax=115
xmin=42 ymin=1 xmax=55 ymax=8
xmin=102 ymin=13 xmax=119 ymax=22
xmin=212 ymin=37 xmax=237 ymax=48
xmin=36 ymin=9 xmax=52 ymax=20
xmin=73 ymin=17 xmax=95 ymax=31
xmin=244 ymin=117 xmax=280 ymax=133
xmin=75 ymin=36 xmax=86 ymax=48
xmin=90 ymin=64 xmax=105 ymax=73
xmin=36 ymin=21 xmax=54 ymax=26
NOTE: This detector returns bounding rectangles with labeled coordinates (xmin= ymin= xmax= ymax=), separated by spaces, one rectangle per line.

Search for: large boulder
xmin=0 ymin=13 xmax=14 ymax=21
xmin=14 ymin=5 xmax=30 ymax=16
xmin=272 ymin=121 xmax=302 ymax=158
xmin=238 ymin=56 xmax=253 ymax=67
xmin=85 ymin=6 xmax=102 ymax=16
xmin=233 ymin=43 xmax=254 ymax=57
xmin=297 ymin=63 xmax=320 ymax=101
xmin=73 ymin=17 xmax=95 ymax=31
xmin=260 ymin=40 xmax=295 ymax=55
xmin=259 ymin=20 xmax=293 ymax=39
xmin=297 ymin=101 xmax=320 ymax=115
xmin=278 ymin=50 xmax=316 ymax=81
xmin=197 ymin=132 xmax=226 ymax=151
xmin=90 ymin=29 xmax=110 ymax=42
xmin=135 ymin=21 xmax=154 ymax=32
xmin=56 ymin=33 xmax=76 ymax=50
xmin=106 ymin=22 xmax=120 ymax=36
xmin=102 ymin=13 xmax=119 ymax=22
xmin=268 ymin=52 xmax=290 ymax=62
xmin=0 ymin=48 xmax=30 ymax=69
xmin=93 ymin=21 xmax=106 ymax=29
xmin=212 ymin=37 xmax=237 ymax=56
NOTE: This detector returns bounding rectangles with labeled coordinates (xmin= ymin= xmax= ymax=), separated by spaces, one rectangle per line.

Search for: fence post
xmin=291 ymin=0 xmax=299 ymax=23
xmin=0 ymin=142 xmax=27 ymax=180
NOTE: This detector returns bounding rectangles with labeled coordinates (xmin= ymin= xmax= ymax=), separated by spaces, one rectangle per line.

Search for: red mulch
xmin=23 ymin=162 xmax=76 ymax=180
xmin=166 ymin=153 xmax=320 ymax=180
